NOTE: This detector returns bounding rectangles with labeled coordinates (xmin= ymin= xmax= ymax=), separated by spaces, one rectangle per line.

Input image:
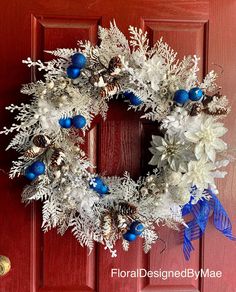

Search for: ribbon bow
xmin=182 ymin=189 xmax=236 ymax=260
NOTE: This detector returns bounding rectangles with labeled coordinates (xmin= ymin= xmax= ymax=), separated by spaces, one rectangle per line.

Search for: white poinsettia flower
xmin=149 ymin=135 xmax=192 ymax=171
xmin=139 ymin=54 xmax=165 ymax=91
xmin=161 ymin=107 xmax=190 ymax=138
xmin=184 ymin=116 xmax=227 ymax=162
xmin=182 ymin=159 xmax=216 ymax=190
xmin=130 ymin=54 xmax=166 ymax=91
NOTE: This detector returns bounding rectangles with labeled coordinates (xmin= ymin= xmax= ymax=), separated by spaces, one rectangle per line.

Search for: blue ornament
xmin=71 ymin=53 xmax=87 ymax=69
xmin=25 ymin=168 xmax=37 ymax=181
xmin=67 ymin=65 xmax=81 ymax=79
xmin=189 ymin=87 xmax=203 ymax=101
xmin=72 ymin=115 xmax=86 ymax=129
xmin=90 ymin=177 xmax=104 ymax=190
xmin=129 ymin=221 xmax=144 ymax=235
xmin=90 ymin=177 xmax=109 ymax=196
xmin=174 ymin=89 xmax=189 ymax=104
xmin=90 ymin=177 xmax=109 ymax=195
xmin=124 ymin=91 xmax=143 ymax=106
xmin=59 ymin=117 xmax=72 ymax=128
xmin=30 ymin=161 xmax=45 ymax=175
xmin=99 ymin=185 xmax=109 ymax=195
xmin=123 ymin=232 xmax=137 ymax=242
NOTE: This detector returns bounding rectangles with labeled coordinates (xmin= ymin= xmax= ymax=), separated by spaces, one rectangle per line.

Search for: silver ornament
xmin=148 ymin=182 xmax=157 ymax=191
xmin=47 ymin=81 xmax=54 ymax=89
xmin=146 ymin=175 xmax=155 ymax=183
xmin=140 ymin=187 xmax=149 ymax=196
xmin=152 ymin=187 xmax=160 ymax=195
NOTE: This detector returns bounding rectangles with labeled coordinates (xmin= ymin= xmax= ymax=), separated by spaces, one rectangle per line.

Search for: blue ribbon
xmin=182 ymin=189 xmax=236 ymax=260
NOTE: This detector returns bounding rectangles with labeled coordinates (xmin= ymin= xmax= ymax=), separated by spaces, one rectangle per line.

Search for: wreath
xmin=1 ymin=22 xmax=235 ymax=260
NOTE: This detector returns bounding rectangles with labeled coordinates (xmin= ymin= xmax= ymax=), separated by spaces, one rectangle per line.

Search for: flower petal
xmin=206 ymin=147 xmax=216 ymax=162
xmin=152 ymin=135 xmax=163 ymax=146
xmin=185 ymin=132 xmax=199 ymax=143
xmin=195 ymin=143 xmax=204 ymax=160
xmin=213 ymin=125 xmax=228 ymax=137
xmin=212 ymin=138 xmax=227 ymax=151
xmin=149 ymin=147 xmax=157 ymax=155
xmin=149 ymin=155 xmax=160 ymax=165
xmin=156 ymin=146 xmax=165 ymax=152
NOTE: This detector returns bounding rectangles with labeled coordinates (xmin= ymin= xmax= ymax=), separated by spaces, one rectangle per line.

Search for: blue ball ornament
xmin=30 ymin=161 xmax=45 ymax=175
xmin=123 ymin=232 xmax=137 ymax=242
xmin=129 ymin=221 xmax=144 ymax=236
xmin=90 ymin=178 xmax=109 ymax=196
xmin=67 ymin=65 xmax=81 ymax=79
xmin=99 ymin=185 xmax=109 ymax=195
xmin=59 ymin=117 xmax=72 ymax=128
xmin=25 ymin=168 xmax=37 ymax=181
xmin=90 ymin=177 xmax=104 ymax=190
xmin=71 ymin=53 xmax=87 ymax=69
xmin=124 ymin=91 xmax=143 ymax=106
xmin=189 ymin=87 xmax=203 ymax=101
xmin=90 ymin=177 xmax=109 ymax=195
xmin=174 ymin=89 xmax=189 ymax=104
xmin=72 ymin=115 xmax=86 ymax=129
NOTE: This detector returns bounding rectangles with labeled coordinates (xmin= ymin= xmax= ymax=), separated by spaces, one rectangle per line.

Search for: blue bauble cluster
xmin=59 ymin=115 xmax=86 ymax=129
xmin=25 ymin=161 xmax=45 ymax=181
xmin=124 ymin=91 xmax=143 ymax=106
xmin=174 ymin=87 xmax=203 ymax=105
xmin=67 ymin=53 xmax=87 ymax=79
xmin=90 ymin=176 xmax=109 ymax=196
xmin=123 ymin=221 xmax=144 ymax=242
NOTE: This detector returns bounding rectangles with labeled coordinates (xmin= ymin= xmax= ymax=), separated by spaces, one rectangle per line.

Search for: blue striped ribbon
xmin=182 ymin=189 xmax=236 ymax=260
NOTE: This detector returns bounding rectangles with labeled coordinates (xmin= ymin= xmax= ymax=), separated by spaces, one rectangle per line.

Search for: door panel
xmin=0 ymin=1 xmax=236 ymax=292
xmin=30 ymin=15 xmax=98 ymax=292
xmin=204 ymin=1 xmax=236 ymax=292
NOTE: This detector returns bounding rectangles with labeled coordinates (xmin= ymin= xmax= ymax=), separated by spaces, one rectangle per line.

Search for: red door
xmin=1 ymin=1 xmax=236 ymax=291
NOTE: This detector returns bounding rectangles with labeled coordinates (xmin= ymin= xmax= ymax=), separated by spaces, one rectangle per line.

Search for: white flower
xmin=139 ymin=54 xmax=165 ymax=91
xmin=182 ymin=159 xmax=216 ymax=190
xmin=129 ymin=54 xmax=166 ymax=91
xmin=161 ymin=107 xmax=190 ymax=138
xmin=149 ymin=135 xmax=191 ymax=171
xmin=184 ymin=116 xmax=227 ymax=162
